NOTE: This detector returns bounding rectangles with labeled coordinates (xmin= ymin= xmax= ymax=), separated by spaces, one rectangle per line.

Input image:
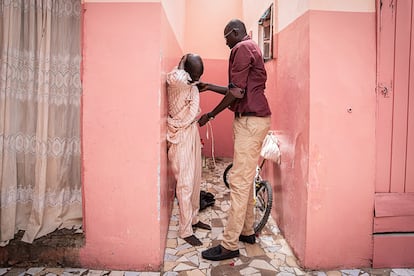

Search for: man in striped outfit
xmin=167 ymin=54 xmax=211 ymax=246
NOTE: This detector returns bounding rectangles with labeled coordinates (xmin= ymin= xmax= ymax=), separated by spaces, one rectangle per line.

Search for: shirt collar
xmin=242 ymin=35 xmax=250 ymax=41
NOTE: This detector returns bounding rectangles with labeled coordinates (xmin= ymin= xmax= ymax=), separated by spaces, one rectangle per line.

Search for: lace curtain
xmin=0 ymin=0 xmax=82 ymax=245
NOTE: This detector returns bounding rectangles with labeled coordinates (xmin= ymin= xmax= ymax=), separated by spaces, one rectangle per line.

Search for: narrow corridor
xmin=161 ymin=158 xmax=414 ymax=276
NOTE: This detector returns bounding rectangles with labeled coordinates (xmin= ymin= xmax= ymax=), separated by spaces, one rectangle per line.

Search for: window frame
xmin=258 ymin=4 xmax=274 ymax=62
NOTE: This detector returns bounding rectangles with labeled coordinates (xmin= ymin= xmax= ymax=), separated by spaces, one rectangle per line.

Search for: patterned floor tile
xmin=3 ymin=159 xmax=413 ymax=276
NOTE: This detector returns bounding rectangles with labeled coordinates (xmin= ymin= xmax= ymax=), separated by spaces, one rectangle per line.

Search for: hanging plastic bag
xmin=260 ymin=131 xmax=281 ymax=164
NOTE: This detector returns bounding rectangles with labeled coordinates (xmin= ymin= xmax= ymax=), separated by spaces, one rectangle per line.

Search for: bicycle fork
xmin=253 ymin=159 xmax=265 ymax=204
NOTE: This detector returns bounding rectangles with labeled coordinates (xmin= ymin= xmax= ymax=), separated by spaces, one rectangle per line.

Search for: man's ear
xmin=234 ymin=28 xmax=244 ymax=38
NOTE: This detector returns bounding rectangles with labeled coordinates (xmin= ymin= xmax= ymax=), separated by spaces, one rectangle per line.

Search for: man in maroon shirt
xmin=198 ymin=19 xmax=271 ymax=261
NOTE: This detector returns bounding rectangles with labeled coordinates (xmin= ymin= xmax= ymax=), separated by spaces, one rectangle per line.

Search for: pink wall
xmin=266 ymin=11 xmax=310 ymax=264
xmin=270 ymin=9 xmax=376 ymax=269
xmin=184 ymin=0 xmax=242 ymax=60
xmin=159 ymin=3 xmax=182 ymax=265
xmin=306 ymin=10 xmax=376 ymax=269
xmin=81 ymin=1 xmax=241 ymax=270
xmin=199 ymin=60 xmax=234 ymax=158
xmin=183 ymin=0 xmax=242 ymax=158
xmin=81 ymin=2 xmax=174 ymax=270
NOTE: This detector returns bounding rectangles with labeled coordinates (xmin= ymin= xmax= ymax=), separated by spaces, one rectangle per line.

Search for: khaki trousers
xmin=168 ymin=123 xmax=202 ymax=238
xmin=222 ymin=116 xmax=270 ymax=251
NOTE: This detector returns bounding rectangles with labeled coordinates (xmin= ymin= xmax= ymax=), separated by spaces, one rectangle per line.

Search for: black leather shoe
xmin=239 ymin=234 xmax=255 ymax=244
xmin=202 ymin=245 xmax=239 ymax=261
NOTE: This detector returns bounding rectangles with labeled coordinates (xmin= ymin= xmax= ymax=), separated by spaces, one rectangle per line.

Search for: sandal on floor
xmin=192 ymin=221 xmax=211 ymax=230
xmin=183 ymin=235 xmax=202 ymax=246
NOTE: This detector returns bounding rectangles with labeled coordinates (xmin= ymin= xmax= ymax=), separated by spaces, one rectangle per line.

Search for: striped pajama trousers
xmin=168 ymin=122 xmax=202 ymax=238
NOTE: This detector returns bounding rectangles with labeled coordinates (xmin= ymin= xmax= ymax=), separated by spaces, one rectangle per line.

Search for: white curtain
xmin=0 ymin=0 xmax=82 ymax=245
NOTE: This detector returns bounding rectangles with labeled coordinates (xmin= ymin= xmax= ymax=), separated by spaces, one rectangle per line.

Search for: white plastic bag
xmin=260 ymin=131 xmax=281 ymax=164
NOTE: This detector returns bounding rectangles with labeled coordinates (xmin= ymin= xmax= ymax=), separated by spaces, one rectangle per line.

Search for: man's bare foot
xmin=183 ymin=235 xmax=202 ymax=246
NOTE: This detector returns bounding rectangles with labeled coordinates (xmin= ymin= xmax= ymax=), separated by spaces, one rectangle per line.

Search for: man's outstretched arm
xmin=197 ymin=82 xmax=227 ymax=95
xmin=198 ymin=84 xmax=245 ymax=126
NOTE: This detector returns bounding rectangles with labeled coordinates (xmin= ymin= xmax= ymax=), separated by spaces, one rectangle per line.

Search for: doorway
xmin=374 ymin=0 xmax=414 ymax=268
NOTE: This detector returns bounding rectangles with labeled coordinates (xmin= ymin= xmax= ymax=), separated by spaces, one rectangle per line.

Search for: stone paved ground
xmin=1 ymin=158 xmax=413 ymax=276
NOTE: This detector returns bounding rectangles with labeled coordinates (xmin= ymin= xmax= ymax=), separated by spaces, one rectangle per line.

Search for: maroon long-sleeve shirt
xmin=228 ymin=36 xmax=271 ymax=117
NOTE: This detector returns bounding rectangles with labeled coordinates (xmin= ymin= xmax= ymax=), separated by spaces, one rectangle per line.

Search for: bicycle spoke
xmin=253 ymin=181 xmax=273 ymax=234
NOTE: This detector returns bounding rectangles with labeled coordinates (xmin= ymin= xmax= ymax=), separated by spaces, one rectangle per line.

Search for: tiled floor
xmin=161 ymin=158 xmax=414 ymax=276
xmin=1 ymin=158 xmax=413 ymax=276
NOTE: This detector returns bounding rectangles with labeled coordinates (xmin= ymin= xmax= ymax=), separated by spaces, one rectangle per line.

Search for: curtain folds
xmin=0 ymin=0 xmax=82 ymax=245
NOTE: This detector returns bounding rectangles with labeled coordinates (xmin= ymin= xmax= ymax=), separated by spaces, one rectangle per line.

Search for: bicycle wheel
xmin=223 ymin=163 xmax=232 ymax=188
xmin=253 ymin=180 xmax=273 ymax=234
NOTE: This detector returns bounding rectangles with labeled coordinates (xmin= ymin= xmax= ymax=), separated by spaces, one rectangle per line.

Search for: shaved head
xmin=224 ymin=19 xmax=247 ymax=36
xmin=224 ymin=19 xmax=248 ymax=49
xmin=184 ymin=53 xmax=204 ymax=82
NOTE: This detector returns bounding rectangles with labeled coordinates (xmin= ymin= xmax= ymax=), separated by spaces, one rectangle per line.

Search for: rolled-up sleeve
xmin=228 ymin=87 xmax=244 ymax=98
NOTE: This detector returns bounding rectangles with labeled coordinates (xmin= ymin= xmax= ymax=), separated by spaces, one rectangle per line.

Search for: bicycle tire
xmin=254 ymin=180 xmax=273 ymax=234
xmin=223 ymin=163 xmax=233 ymax=188
xmin=223 ymin=163 xmax=273 ymax=233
